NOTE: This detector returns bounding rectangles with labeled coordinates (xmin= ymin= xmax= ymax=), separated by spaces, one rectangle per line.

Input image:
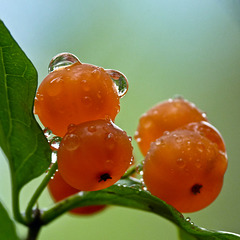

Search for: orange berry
xmin=180 ymin=121 xmax=226 ymax=153
xmin=34 ymin=62 xmax=120 ymax=137
xmin=58 ymin=119 xmax=133 ymax=191
xmin=143 ymin=129 xmax=228 ymax=213
xmin=135 ymin=98 xmax=207 ymax=155
xmin=48 ymin=171 xmax=106 ymax=215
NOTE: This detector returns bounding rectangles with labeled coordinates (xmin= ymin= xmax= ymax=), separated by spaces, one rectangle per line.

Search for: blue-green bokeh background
xmin=0 ymin=1 xmax=240 ymax=239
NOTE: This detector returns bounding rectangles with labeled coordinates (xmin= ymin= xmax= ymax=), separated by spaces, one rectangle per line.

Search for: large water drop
xmin=105 ymin=69 xmax=128 ymax=97
xmin=48 ymin=53 xmax=80 ymax=73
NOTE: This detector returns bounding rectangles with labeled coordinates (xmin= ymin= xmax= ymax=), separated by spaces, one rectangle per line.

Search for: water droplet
xmin=88 ymin=125 xmax=97 ymax=133
xmin=50 ymin=137 xmax=61 ymax=151
xmin=142 ymin=186 xmax=148 ymax=191
xmin=51 ymin=151 xmax=57 ymax=163
xmin=176 ymin=158 xmax=185 ymax=168
xmin=105 ymin=69 xmax=128 ymax=97
xmin=163 ymin=131 xmax=170 ymax=136
xmin=68 ymin=124 xmax=77 ymax=133
xmin=47 ymin=76 xmax=64 ymax=96
xmin=135 ymin=137 xmax=142 ymax=143
xmin=105 ymin=132 xmax=115 ymax=150
xmin=80 ymin=79 xmax=90 ymax=92
xmin=63 ymin=133 xmax=80 ymax=151
xmin=128 ymin=136 xmax=132 ymax=142
xmin=136 ymin=164 xmax=143 ymax=174
xmin=48 ymin=52 xmax=80 ymax=73
xmin=81 ymin=96 xmax=92 ymax=106
xmin=43 ymin=128 xmax=52 ymax=138
xmin=175 ymin=136 xmax=183 ymax=143
xmin=195 ymin=159 xmax=202 ymax=168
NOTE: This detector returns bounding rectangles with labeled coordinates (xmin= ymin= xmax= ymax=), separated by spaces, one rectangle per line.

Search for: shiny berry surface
xmin=58 ymin=119 xmax=133 ymax=191
xmin=135 ymin=98 xmax=208 ymax=156
xmin=34 ymin=62 xmax=120 ymax=137
xmin=143 ymin=129 xmax=228 ymax=213
xmin=48 ymin=171 xmax=106 ymax=215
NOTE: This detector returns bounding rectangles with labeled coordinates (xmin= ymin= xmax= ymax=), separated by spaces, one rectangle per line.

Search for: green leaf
xmin=0 ymin=201 xmax=20 ymax=240
xmin=0 ymin=20 xmax=51 ymax=190
xmin=41 ymin=178 xmax=240 ymax=240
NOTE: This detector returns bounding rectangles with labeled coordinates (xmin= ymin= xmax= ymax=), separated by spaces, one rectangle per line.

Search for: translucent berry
xmin=48 ymin=171 xmax=106 ymax=215
xmin=57 ymin=119 xmax=133 ymax=191
xmin=143 ymin=129 xmax=228 ymax=213
xmin=34 ymin=62 xmax=120 ymax=137
xmin=135 ymin=98 xmax=208 ymax=156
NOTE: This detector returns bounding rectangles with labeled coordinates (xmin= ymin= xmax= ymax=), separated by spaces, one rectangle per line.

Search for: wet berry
xmin=57 ymin=119 xmax=133 ymax=191
xmin=48 ymin=171 xmax=106 ymax=215
xmin=35 ymin=62 xmax=120 ymax=137
xmin=135 ymin=98 xmax=207 ymax=156
xmin=143 ymin=129 xmax=228 ymax=213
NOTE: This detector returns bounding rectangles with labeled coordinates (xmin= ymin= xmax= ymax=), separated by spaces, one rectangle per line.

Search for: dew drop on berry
xmin=105 ymin=69 xmax=128 ymax=97
xmin=47 ymin=77 xmax=64 ymax=96
xmin=176 ymin=158 xmax=185 ymax=168
xmin=63 ymin=133 xmax=80 ymax=151
xmin=68 ymin=124 xmax=77 ymax=133
xmin=51 ymin=151 xmax=57 ymax=163
xmin=88 ymin=125 xmax=97 ymax=133
xmin=43 ymin=128 xmax=52 ymax=138
xmin=105 ymin=132 xmax=115 ymax=150
xmin=50 ymin=137 xmax=61 ymax=151
xmin=48 ymin=52 xmax=80 ymax=73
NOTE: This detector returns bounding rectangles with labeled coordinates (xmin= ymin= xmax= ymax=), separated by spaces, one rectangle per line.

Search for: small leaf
xmin=0 ymin=20 xmax=51 ymax=190
xmin=0 ymin=201 xmax=20 ymax=240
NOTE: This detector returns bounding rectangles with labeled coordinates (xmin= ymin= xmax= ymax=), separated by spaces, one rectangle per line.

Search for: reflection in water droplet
xmin=64 ymin=133 xmax=80 ymax=151
xmin=48 ymin=53 xmax=80 ymax=73
xmin=50 ymin=137 xmax=62 ymax=151
xmin=51 ymin=151 xmax=57 ymax=163
xmin=44 ymin=128 xmax=52 ymax=138
xmin=105 ymin=69 xmax=128 ymax=97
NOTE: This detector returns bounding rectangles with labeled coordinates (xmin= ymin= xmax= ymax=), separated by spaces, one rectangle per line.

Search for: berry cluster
xmin=35 ymin=53 xmax=228 ymax=215
xmin=135 ymin=98 xmax=228 ymax=213
xmin=35 ymin=53 xmax=133 ymax=215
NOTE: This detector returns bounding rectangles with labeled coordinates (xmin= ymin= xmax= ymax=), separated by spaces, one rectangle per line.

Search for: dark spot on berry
xmin=99 ymin=173 xmax=112 ymax=182
xmin=191 ymin=184 xmax=203 ymax=195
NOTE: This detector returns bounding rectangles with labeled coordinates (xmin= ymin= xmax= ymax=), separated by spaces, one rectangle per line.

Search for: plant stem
xmin=11 ymin=173 xmax=25 ymax=224
xmin=26 ymin=208 xmax=42 ymax=240
xmin=25 ymin=161 xmax=58 ymax=223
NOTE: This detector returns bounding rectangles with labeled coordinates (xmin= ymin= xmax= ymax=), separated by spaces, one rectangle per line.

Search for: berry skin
xmin=58 ymin=119 xmax=133 ymax=191
xmin=135 ymin=98 xmax=208 ymax=156
xmin=34 ymin=62 xmax=120 ymax=137
xmin=143 ymin=129 xmax=228 ymax=213
xmin=180 ymin=121 xmax=226 ymax=153
xmin=48 ymin=171 xmax=106 ymax=215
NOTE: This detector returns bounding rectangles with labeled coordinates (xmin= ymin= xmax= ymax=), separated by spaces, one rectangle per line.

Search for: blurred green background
xmin=0 ymin=0 xmax=240 ymax=239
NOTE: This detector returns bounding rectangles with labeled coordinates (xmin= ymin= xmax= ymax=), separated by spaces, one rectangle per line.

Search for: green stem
xmin=25 ymin=161 xmax=58 ymax=223
xmin=12 ymin=183 xmax=25 ymax=224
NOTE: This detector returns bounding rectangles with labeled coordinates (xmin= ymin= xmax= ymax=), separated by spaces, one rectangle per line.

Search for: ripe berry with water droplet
xmin=135 ymin=98 xmax=208 ymax=156
xmin=58 ymin=119 xmax=133 ymax=191
xmin=34 ymin=58 xmax=121 ymax=137
xmin=143 ymin=129 xmax=228 ymax=213
xmin=48 ymin=171 xmax=106 ymax=215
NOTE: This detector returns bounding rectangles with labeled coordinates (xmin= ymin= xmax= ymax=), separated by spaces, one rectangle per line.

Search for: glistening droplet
xmin=105 ymin=69 xmax=128 ymax=97
xmin=63 ymin=133 xmax=80 ymax=151
xmin=43 ymin=128 xmax=52 ymax=138
xmin=48 ymin=53 xmax=80 ymax=73
xmin=50 ymin=137 xmax=62 ymax=151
